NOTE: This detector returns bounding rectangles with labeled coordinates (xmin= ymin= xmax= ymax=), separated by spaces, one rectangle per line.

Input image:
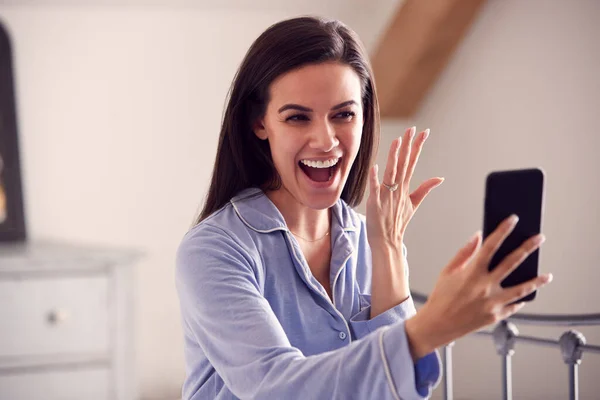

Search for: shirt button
xmin=338 ymin=331 xmax=347 ymax=340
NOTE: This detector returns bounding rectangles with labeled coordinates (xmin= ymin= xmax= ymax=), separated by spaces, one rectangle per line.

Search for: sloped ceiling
xmin=371 ymin=0 xmax=486 ymax=118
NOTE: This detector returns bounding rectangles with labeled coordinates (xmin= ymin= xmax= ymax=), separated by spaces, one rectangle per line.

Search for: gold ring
xmin=382 ymin=182 xmax=399 ymax=192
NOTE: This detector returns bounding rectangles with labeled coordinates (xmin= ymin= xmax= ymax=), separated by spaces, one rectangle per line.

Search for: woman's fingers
xmin=382 ymin=138 xmax=401 ymax=189
xmin=396 ymin=127 xmax=414 ymax=189
xmin=495 ymin=273 xmax=553 ymax=306
xmin=443 ymin=231 xmax=482 ymax=274
xmin=489 ymin=233 xmax=546 ymax=283
xmin=381 ymin=126 xmax=416 ymax=193
xmin=368 ymin=164 xmax=381 ymax=203
xmin=404 ymin=129 xmax=429 ymax=187
xmin=497 ymin=301 xmax=527 ymax=321
xmin=477 ymin=215 xmax=520 ymax=267
xmin=409 ymin=177 xmax=444 ymax=209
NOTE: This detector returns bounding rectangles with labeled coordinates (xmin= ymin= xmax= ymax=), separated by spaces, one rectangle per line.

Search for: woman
xmin=176 ymin=16 xmax=551 ymax=400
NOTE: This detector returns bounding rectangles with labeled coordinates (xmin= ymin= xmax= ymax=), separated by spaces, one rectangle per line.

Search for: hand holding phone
xmin=483 ymin=168 xmax=546 ymax=302
xmin=405 ymin=211 xmax=551 ymax=358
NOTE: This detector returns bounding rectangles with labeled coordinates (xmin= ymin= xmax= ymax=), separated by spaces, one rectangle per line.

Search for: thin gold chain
xmin=289 ymin=229 xmax=330 ymax=242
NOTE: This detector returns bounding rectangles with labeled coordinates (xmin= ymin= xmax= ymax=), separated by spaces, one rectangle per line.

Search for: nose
xmin=309 ymin=120 xmax=339 ymax=153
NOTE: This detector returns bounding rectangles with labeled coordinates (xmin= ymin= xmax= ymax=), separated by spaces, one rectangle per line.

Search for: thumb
xmin=443 ymin=231 xmax=482 ymax=274
xmin=368 ymin=164 xmax=380 ymax=203
xmin=410 ymin=177 xmax=444 ymax=209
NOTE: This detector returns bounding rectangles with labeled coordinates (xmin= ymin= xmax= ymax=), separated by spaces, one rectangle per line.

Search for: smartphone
xmin=483 ymin=168 xmax=545 ymax=302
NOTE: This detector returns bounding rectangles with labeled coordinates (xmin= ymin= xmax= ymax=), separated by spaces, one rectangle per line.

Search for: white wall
xmin=0 ymin=0 xmax=598 ymax=399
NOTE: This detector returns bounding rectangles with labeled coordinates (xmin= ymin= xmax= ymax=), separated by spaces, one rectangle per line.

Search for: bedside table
xmin=0 ymin=241 xmax=139 ymax=400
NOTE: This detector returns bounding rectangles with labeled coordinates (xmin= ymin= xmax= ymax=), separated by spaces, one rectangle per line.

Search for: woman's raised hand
xmin=366 ymin=126 xmax=444 ymax=249
xmin=404 ymin=216 xmax=553 ymax=360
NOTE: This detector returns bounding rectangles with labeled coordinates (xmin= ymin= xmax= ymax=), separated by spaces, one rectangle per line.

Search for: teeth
xmin=300 ymin=158 xmax=340 ymax=168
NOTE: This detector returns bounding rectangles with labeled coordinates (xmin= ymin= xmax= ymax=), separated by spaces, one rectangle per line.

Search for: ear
xmin=253 ymin=119 xmax=268 ymax=140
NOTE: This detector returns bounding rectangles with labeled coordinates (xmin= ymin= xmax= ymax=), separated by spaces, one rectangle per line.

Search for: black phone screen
xmin=483 ymin=168 xmax=545 ymax=302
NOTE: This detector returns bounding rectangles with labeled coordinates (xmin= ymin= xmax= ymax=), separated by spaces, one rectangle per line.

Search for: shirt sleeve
xmin=176 ymin=223 xmax=440 ymax=400
xmin=348 ymin=240 xmax=441 ymax=396
xmin=348 ymin=240 xmax=414 ymax=339
xmin=348 ymin=293 xmax=417 ymax=338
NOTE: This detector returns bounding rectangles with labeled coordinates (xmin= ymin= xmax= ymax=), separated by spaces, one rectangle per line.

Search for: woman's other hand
xmin=405 ymin=215 xmax=552 ymax=360
xmin=366 ymin=126 xmax=443 ymax=249
xmin=365 ymin=126 xmax=443 ymax=318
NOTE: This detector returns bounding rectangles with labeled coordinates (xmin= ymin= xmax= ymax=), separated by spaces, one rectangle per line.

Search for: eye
xmin=286 ymin=114 xmax=310 ymax=122
xmin=334 ymin=111 xmax=356 ymax=120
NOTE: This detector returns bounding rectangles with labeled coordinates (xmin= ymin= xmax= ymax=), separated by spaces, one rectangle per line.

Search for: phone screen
xmin=483 ymin=168 xmax=545 ymax=301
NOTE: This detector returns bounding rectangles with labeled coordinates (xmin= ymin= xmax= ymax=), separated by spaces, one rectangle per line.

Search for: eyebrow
xmin=277 ymin=100 xmax=358 ymax=113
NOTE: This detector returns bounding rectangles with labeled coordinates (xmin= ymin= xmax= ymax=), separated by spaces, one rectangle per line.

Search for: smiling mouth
xmin=298 ymin=158 xmax=341 ymax=183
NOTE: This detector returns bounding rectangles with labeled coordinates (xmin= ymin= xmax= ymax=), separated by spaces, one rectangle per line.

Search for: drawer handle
xmin=47 ymin=309 xmax=70 ymax=325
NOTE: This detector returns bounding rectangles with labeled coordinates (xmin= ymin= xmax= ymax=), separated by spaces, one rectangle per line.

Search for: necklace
xmin=290 ymin=229 xmax=330 ymax=242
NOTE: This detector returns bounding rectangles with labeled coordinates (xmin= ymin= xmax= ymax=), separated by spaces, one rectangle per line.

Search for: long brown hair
xmin=197 ymin=16 xmax=380 ymax=223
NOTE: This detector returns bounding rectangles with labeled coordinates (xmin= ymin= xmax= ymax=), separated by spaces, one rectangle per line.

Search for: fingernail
xmin=423 ymin=129 xmax=430 ymax=140
xmin=534 ymin=234 xmax=546 ymax=245
xmin=469 ymin=231 xmax=481 ymax=245
xmin=508 ymin=214 xmax=519 ymax=225
xmin=410 ymin=126 xmax=416 ymax=136
xmin=545 ymin=273 xmax=553 ymax=283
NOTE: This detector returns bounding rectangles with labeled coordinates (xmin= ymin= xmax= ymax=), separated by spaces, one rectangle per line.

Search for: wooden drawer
xmin=0 ymin=275 xmax=109 ymax=359
xmin=0 ymin=367 xmax=110 ymax=400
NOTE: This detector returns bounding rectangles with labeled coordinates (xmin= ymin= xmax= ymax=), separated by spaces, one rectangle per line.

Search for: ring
xmin=382 ymin=182 xmax=399 ymax=192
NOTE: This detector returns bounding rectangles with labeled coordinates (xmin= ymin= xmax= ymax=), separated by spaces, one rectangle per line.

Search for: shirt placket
xmin=283 ymin=231 xmax=352 ymax=342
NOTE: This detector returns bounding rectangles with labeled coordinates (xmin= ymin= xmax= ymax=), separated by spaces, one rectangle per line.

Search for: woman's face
xmin=254 ymin=62 xmax=364 ymax=210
